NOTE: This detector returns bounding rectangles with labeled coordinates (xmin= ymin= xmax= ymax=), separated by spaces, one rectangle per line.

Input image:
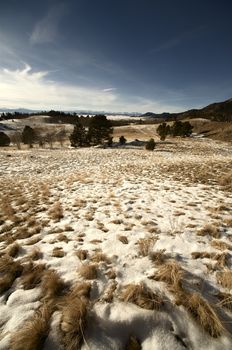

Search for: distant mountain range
xmin=1 ymin=98 xmax=232 ymax=121
xmin=142 ymin=98 xmax=232 ymax=122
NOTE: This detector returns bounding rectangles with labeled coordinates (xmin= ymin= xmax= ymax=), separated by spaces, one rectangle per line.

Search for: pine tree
xmin=87 ymin=115 xmax=113 ymax=145
xmin=69 ymin=119 xmax=87 ymax=147
xmin=22 ymin=126 xmax=37 ymax=147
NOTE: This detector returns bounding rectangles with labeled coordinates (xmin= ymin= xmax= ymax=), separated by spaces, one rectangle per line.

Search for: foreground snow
xmin=0 ymin=138 xmax=231 ymax=349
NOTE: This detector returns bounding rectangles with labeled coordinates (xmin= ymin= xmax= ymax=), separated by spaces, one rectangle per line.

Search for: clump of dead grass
xmin=120 ymin=283 xmax=163 ymax=310
xmin=175 ymin=291 xmax=224 ymax=338
xmin=76 ymin=249 xmax=88 ymax=260
xmin=216 ymin=291 xmax=232 ymax=311
xmin=6 ymin=242 xmax=20 ymax=257
xmin=151 ymin=261 xmax=183 ymax=289
xmin=219 ymin=171 xmax=232 ymax=191
xmin=41 ymin=270 xmax=67 ymax=300
xmin=48 ymin=201 xmax=64 ymax=221
xmin=60 ymin=298 xmax=88 ymax=350
xmin=197 ymin=224 xmax=221 ymax=238
xmin=52 ymin=247 xmax=65 ymax=258
xmin=210 ymin=240 xmax=231 ymax=251
xmin=216 ymin=270 xmax=232 ymax=289
xmin=117 ymin=235 xmax=128 ymax=244
xmin=57 ymin=233 xmax=69 ymax=243
xmin=149 ymin=249 xmax=169 ymax=265
xmin=137 ymin=236 xmax=157 ymax=257
xmin=21 ymin=262 xmax=46 ymax=290
xmin=10 ymin=304 xmax=51 ymax=350
xmin=101 ymin=281 xmax=117 ymax=302
xmin=91 ymin=251 xmax=111 ymax=264
xmin=78 ymin=264 xmax=97 ymax=280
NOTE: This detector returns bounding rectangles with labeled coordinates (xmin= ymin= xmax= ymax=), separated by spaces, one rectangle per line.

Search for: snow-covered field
xmin=0 ymin=138 xmax=231 ymax=349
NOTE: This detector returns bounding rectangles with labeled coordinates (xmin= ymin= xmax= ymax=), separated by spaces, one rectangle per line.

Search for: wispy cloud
xmin=103 ymin=88 xmax=117 ymax=92
xmin=151 ymin=25 xmax=206 ymax=53
xmin=0 ymin=63 xmax=184 ymax=113
xmin=30 ymin=3 xmax=66 ymax=44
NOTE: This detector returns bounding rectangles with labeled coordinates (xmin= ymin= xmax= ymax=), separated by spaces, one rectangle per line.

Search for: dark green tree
xmin=119 ymin=135 xmax=127 ymax=145
xmin=87 ymin=115 xmax=113 ymax=145
xmin=156 ymin=123 xmax=170 ymax=141
xmin=22 ymin=126 xmax=37 ymax=147
xmin=0 ymin=132 xmax=10 ymax=146
xmin=69 ymin=119 xmax=87 ymax=147
xmin=170 ymin=120 xmax=193 ymax=137
xmin=145 ymin=138 xmax=156 ymax=151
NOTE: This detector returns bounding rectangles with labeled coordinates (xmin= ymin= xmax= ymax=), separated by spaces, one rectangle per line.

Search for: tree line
xmin=0 ymin=117 xmax=193 ymax=149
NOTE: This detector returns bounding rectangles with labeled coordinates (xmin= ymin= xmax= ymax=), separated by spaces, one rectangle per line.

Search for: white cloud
xmin=102 ymin=88 xmax=117 ymax=92
xmin=30 ymin=4 xmax=66 ymax=44
xmin=0 ymin=64 xmax=183 ymax=113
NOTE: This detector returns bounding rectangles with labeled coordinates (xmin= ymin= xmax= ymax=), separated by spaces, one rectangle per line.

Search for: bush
xmin=145 ymin=138 xmax=156 ymax=151
xmin=0 ymin=132 xmax=10 ymax=146
xmin=119 ymin=135 xmax=127 ymax=145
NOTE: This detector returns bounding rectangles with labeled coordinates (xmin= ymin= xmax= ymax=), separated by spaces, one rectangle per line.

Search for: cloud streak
xmin=30 ymin=3 xmax=66 ymax=44
xmin=0 ymin=64 xmax=184 ymax=113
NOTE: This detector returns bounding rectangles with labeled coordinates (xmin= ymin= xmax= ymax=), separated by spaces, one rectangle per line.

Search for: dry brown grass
xmin=219 ymin=171 xmax=232 ymax=191
xmin=210 ymin=240 xmax=231 ymax=251
xmin=6 ymin=242 xmax=20 ymax=257
xmin=78 ymin=263 xmax=98 ymax=280
xmin=216 ymin=270 xmax=232 ymax=289
xmin=41 ymin=270 xmax=67 ymax=299
xmin=224 ymin=217 xmax=232 ymax=227
xmin=57 ymin=233 xmax=69 ymax=243
xmin=10 ymin=304 xmax=51 ymax=350
xmin=175 ymin=291 xmax=224 ymax=338
xmin=125 ymin=336 xmax=141 ymax=350
xmin=216 ymin=291 xmax=232 ymax=311
xmin=0 ymin=255 xmax=23 ymax=293
xmin=191 ymin=251 xmax=216 ymax=259
xmin=120 ymin=283 xmax=163 ymax=310
xmin=117 ymin=235 xmax=129 ymax=244
xmin=60 ymin=298 xmax=88 ymax=350
xmin=197 ymin=224 xmax=221 ymax=238
xmin=48 ymin=201 xmax=64 ymax=221
xmin=149 ymin=249 xmax=169 ymax=265
xmin=152 ymin=261 xmax=183 ymax=289
xmin=76 ymin=249 xmax=88 ymax=260
xmin=214 ymin=252 xmax=230 ymax=269
xmin=52 ymin=247 xmax=65 ymax=258
xmin=91 ymin=251 xmax=111 ymax=264
xmin=21 ymin=262 xmax=46 ymax=290
xmin=137 ymin=236 xmax=157 ymax=257
xmin=29 ymin=248 xmax=42 ymax=261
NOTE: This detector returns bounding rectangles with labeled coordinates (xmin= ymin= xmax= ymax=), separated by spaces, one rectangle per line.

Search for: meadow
xmin=0 ymin=135 xmax=231 ymax=349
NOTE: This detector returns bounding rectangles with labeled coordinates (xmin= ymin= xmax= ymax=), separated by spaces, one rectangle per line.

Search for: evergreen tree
xmin=69 ymin=119 xmax=87 ymax=147
xmin=22 ymin=126 xmax=37 ymax=147
xmin=0 ymin=132 xmax=10 ymax=146
xmin=156 ymin=123 xmax=170 ymax=141
xmin=87 ymin=115 xmax=113 ymax=145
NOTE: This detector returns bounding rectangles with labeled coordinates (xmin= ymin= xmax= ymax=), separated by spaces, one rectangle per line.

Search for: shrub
xmin=145 ymin=138 xmax=156 ymax=151
xmin=119 ymin=135 xmax=127 ymax=145
xmin=0 ymin=132 xmax=10 ymax=146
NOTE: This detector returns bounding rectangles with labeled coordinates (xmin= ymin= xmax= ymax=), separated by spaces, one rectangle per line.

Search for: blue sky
xmin=0 ymin=0 xmax=232 ymax=112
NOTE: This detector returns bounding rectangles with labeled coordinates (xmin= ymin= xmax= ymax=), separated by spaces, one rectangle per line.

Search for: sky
xmin=0 ymin=0 xmax=232 ymax=113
